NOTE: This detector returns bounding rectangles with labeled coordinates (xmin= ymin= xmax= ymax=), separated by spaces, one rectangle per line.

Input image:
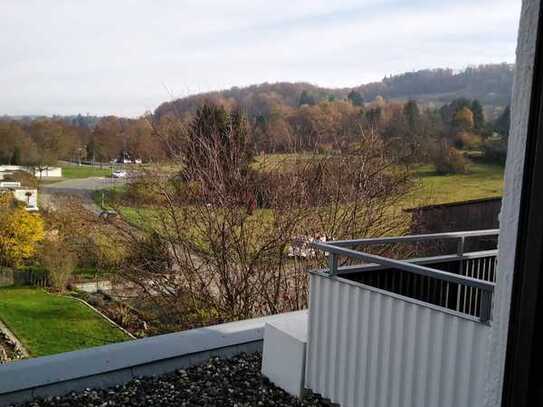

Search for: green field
xmin=408 ymin=163 xmax=504 ymax=208
xmin=61 ymin=166 xmax=112 ymax=179
xmin=103 ymin=161 xmax=504 ymax=210
xmin=93 ymin=161 xmax=505 ymax=240
xmin=0 ymin=287 xmax=129 ymax=357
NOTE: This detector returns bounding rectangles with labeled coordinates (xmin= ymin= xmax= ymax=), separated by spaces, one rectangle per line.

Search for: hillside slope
xmin=155 ymin=63 xmax=513 ymax=120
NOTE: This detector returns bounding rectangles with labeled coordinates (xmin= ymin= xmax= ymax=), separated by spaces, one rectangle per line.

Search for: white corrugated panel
xmin=305 ymin=273 xmax=490 ymax=407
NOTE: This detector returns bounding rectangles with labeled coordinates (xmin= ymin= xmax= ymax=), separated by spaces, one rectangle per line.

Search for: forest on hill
xmin=154 ymin=63 xmax=513 ymax=121
xmin=0 ymin=95 xmax=510 ymax=172
xmin=0 ymin=63 xmax=512 ymax=167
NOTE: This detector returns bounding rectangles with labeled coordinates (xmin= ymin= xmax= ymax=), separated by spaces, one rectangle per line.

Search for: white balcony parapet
xmin=262 ymin=311 xmax=308 ymax=398
xmin=305 ymin=229 xmax=499 ymax=407
xmin=310 ymin=229 xmax=498 ymax=323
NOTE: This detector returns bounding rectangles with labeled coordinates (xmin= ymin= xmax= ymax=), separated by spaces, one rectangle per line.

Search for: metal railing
xmin=309 ymin=229 xmax=499 ymax=323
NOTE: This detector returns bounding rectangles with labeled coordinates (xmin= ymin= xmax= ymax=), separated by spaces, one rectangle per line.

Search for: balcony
xmin=305 ymin=229 xmax=498 ymax=407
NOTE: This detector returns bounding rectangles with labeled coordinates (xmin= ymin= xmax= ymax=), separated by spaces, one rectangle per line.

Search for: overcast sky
xmin=1 ymin=0 xmax=521 ymax=117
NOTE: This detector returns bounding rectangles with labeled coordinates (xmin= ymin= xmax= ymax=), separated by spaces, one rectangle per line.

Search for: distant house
xmin=0 ymin=176 xmax=40 ymax=211
xmin=0 ymin=181 xmax=21 ymax=188
xmin=116 ymin=157 xmax=133 ymax=164
xmin=13 ymin=188 xmax=38 ymax=211
xmin=0 ymin=185 xmax=38 ymax=211
xmin=0 ymin=165 xmax=62 ymax=178
xmin=113 ymin=152 xmax=143 ymax=164
xmin=32 ymin=166 xmax=62 ymax=178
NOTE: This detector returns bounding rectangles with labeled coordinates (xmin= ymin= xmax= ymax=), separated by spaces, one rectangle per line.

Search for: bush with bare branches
xmin=431 ymin=140 xmax=469 ymax=174
xmin=42 ymin=197 xmax=126 ymax=277
xmin=40 ymin=240 xmax=77 ymax=292
xmin=111 ymin=104 xmax=413 ymax=332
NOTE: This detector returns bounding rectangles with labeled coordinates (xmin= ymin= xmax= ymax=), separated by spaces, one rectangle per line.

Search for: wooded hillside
xmin=155 ymin=64 xmax=513 ymax=121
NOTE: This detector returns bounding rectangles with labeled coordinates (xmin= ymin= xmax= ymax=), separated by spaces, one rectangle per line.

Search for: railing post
xmin=457 ymin=236 xmax=465 ymax=256
xmin=480 ymin=289 xmax=492 ymax=323
xmin=328 ymin=253 xmax=338 ymax=276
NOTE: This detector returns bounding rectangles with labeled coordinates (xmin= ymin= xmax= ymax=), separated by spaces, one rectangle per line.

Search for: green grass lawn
xmin=0 ymin=287 xmax=129 ymax=357
xmin=61 ymin=166 xmax=112 ymax=179
xmin=252 ymin=154 xmax=504 ymax=205
xmin=253 ymin=152 xmax=322 ymax=171
xmin=96 ymin=153 xmax=504 ymax=209
xmin=407 ymin=163 xmax=505 ymax=208
xmin=95 ymin=160 xmax=505 ymax=235
xmin=110 ymin=161 xmax=504 ymax=209
xmin=72 ymin=267 xmax=109 ymax=281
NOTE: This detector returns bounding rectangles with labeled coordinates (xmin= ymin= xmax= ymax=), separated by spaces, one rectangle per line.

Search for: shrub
xmin=453 ymin=106 xmax=475 ymax=130
xmin=43 ymin=198 xmax=126 ymax=274
xmin=482 ymin=138 xmax=507 ymax=165
xmin=124 ymin=179 xmax=163 ymax=206
xmin=432 ymin=141 xmax=469 ymax=175
xmin=87 ymin=294 xmax=105 ymax=308
xmin=0 ymin=195 xmax=45 ymax=268
xmin=39 ymin=240 xmax=77 ymax=292
xmin=453 ymin=132 xmax=482 ymax=150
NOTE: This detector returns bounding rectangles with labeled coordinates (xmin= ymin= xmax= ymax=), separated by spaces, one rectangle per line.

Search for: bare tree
xmin=110 ymin=104 xmax=413 ymax=332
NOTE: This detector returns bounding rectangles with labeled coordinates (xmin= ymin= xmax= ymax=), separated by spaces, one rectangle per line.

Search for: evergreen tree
xmin=365 ymin=107 xmax=382 ymax=128
xmin=403 ymin=100 xmax=420 ymax=131
xmin=11 ymin=146 xmax=21 ymax=165
xmin=255 ymin=115 xmax=267 ymax=128
xmin=298 ymin=90 xmax=316 ymax=106
xmin=471 ymin=100 xmax=485 ymax=130
xmin=494 ymin=105 xmax=511 ymax=137
xmin=440 ymin=98 xmax=471 ymax=125
xmin=347 ymin=90 xmax=364 ymax=106
xmin=184 ymin=104 xmax=253 ymax=183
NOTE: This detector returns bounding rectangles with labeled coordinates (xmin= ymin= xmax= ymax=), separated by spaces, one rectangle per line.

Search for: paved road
xmin=42 ymin=177 xmax=126 ymax=192
xmin=40 ymin=177 xmax=128 ymax=214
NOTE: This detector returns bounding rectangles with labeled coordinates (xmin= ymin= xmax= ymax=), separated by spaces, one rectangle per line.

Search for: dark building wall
xmin=406 ymin=197 xmax=502 ymax=253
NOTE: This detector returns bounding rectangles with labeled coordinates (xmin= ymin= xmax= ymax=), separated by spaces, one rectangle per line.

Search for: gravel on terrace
xmin=11 ymin=353 xmax=331 ymax=407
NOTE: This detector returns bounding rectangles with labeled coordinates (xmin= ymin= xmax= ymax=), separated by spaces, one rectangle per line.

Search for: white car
xmin=112 ymin=170 xmax=128 ymax=178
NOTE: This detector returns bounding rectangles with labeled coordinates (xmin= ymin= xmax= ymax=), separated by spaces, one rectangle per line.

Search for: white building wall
xmin=486 ymin=1 xmax=540 ymax=405
xmin=0 ymin=181 xmax=21 ymax=188
xmin=0 ymin=165 xmax=62 ymax=178
xmin=306 ymin=273 xmax=490 ymax=407
xmin=12 ymin=189 xmax=38 ymax=210
xmin=0 ymin=165 xmax=24 ymax=172
xmin=32 ymin=167 xmax=62 ymax=178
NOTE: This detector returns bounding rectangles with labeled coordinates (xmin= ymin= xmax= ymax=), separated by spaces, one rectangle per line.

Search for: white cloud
xmin=0 ymin=0 xmax=521 ymax=116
